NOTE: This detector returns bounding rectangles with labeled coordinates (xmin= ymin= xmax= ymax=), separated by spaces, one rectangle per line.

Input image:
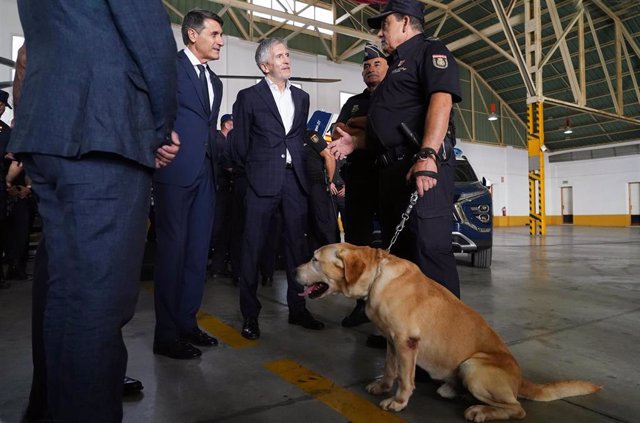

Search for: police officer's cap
xmin=363 ymin=42 xmax=385 ymax=62
xmin=367 ymin=0 xmax=424 ymax=30
xmin=220 ymin=114 xmax=232 ymax=125
xmin=0 ymin=90 xmax=12 ymax=109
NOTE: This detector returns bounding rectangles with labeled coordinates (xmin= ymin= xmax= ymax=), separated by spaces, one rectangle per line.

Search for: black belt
xmin=375 ymin=145 xmax=415 ymax=168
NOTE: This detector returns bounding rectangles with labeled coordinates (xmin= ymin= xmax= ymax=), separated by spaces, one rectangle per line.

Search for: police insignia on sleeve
xmin=310 ymin=133 xmax=320 ymax=143
xmin=432 ymin=54 xmax=448 ymax=69
xmin=351 ymin=104 xmax=359 ymax=114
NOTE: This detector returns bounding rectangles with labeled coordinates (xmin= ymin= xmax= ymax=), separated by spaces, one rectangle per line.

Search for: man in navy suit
xmin=9 ymin=1 xmax=179 ymax=421
xmin=232 ymin=38 xmax=324 ymax=340
xmin=152 ymin=9 xmax=224 ymax=359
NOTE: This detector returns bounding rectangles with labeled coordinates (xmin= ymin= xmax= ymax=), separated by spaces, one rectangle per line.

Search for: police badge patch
xmin=432 ymin=54 xmax=448 ymax=69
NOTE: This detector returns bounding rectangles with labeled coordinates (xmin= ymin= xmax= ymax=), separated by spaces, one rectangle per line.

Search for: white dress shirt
xmin=265 ymin=77 xmax=294 ymax=163
xmin=184 ymin=48 xmax=214 ymax=110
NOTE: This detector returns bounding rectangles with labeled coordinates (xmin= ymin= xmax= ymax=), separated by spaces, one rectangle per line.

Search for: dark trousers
xmin=229 ymin=174 xmax=279 ymax=280
xmin=239 ymin=169 xmax=310 ymax=318
xmin=3 ymin=197 xmax=33 ymax=269
xmin=307 ymin=181 xmax=339 ymax=253
xmin=342 ymin=160 xmax=378 ymax=246
xmin=210 ymin=174 xmax=232 ymax=273
xmin=378 ymin=157 xmax=460 ymax=298
xmin=153 ymin=160 xmax=214 ymax=343
xmin=23 ymin=153 xmax=151 ymax=423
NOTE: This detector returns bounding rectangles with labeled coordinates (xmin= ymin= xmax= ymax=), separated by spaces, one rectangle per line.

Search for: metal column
xmin=527 ymin=102 xmax=546 ymax=235
xmin=525 ymin=0 xmax=546 ymax=236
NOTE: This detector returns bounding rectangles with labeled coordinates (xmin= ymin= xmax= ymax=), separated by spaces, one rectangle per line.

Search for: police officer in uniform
xmin=304 ymin=129 xmax=338 ymax=252
xmin=333 ymin=43 xmax=388 ymax=327
xmin=330 ymin=0 xmax=462 ymax=298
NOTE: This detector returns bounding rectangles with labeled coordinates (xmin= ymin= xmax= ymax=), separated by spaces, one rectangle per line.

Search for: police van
xmin=452 ymin=148 xmax=493 ymax=268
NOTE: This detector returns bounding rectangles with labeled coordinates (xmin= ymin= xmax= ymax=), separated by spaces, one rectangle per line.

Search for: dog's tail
xmin=518 ymin=378 xmax=601 ymax=402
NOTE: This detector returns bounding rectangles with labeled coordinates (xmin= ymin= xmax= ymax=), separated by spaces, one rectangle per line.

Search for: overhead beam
xmin=585 ymin=10 xmax=621 ymax=115
xmin=446 ymin=14 xmax=524 ymax=52
xmin=210 ymin=0 xmax=377 ymax=42
xmin=542 ymin=0 xmax=582 ymax=102
xmin=334 ymin=3 xmax=366 ymax=25
xmin=543 ymin=96 xmax=640 ymax=126
xmin=446 ymin=7 xmax=518 ymax=67
xmin=620 ymin=38 xmax=640 ymax=106
xmin=491 ymin=0 xmax=536 ymax=97
xmin=592 ymin=0 xmax=640 ymax=59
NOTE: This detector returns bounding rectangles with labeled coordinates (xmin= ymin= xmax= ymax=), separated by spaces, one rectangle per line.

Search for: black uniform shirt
xmin=304 ymin=133 xmax=329 ymax=184
xmin=336 ymin=89 xmax=377 ymax=170
xmin=336 ymin=89 xmax=370 ymax=123
xmin=367 ymin=34 xmax=462 ymax=153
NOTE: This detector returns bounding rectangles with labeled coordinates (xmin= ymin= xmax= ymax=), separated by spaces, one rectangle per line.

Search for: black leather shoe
xmin=153 ymin=340 xmax=202 ymax=359
xmin=288 ymin=309 xmax=325 ymax=330
xmin=365 ymin=334 xmax=387 ymax=349
xmin=261 ymin=276 xmax=273 ymax=287
xmin=180 ymin=327 xmax=219 ymax=347
xmin=341 ymin=301 xmax=369 ymax=327
xmin=123 ymin=376 xmax=144 ymax=396
xmin=241 ymin=317 xmax=260 ymax=340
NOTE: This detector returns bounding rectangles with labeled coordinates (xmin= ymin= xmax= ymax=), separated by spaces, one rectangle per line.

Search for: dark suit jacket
xmin=154 ymin=50 xmax=222 ymax=187
xmin=232 ymin=78 xmax=310 ymax=196
xmin=9 ymin=0 xmax=177 ymax=168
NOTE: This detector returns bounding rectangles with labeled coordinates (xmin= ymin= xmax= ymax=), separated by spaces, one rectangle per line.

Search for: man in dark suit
xmin=209 ymin=113 xmax=234 ymax=278
xmin=9 ymin=1 xmax=179 ymax=421
xmin=232 ymin=38 xmax=324 ymax=340
xmin=152 ymin=9 xmax=224 ymax=359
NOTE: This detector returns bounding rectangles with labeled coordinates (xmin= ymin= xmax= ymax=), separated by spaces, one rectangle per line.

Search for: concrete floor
xmin=1 ymin=226 xmax=639 ymax=423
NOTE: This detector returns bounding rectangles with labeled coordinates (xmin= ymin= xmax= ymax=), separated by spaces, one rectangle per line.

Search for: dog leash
xmin=386 ymin=190 xmax=419 ymax=252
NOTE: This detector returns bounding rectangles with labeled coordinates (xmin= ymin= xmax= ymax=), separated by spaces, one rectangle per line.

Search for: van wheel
xmin=471 ymin=248 xmax=492 ymax=268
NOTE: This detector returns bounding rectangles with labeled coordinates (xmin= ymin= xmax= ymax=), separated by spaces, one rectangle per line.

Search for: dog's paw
xmin=366 ymin=380 xmax=391 ymax=395
xmin=437 ymin=383 xmax=457 ymax=399
xmin=380 ymin=397 xmax=407 ymax=412
xmin=464 ymin=405 xmax=488 ymax=422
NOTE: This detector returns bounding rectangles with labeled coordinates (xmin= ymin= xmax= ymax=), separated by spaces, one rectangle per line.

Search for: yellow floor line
xmin=141 ymin=281 xmax=256 ymax=349
xmin=196 ymin=311 xmax=256 ymax=349
xmin=264 ymin=359 xmax=407 ymax=423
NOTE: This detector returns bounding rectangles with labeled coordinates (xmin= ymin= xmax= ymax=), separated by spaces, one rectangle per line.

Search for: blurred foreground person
xmin=11 ymin=1 xmax=179 ymax=421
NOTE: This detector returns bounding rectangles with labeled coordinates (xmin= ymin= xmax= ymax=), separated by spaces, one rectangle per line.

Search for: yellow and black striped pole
xmin=527 ymin=102 xmax=546 ymax=236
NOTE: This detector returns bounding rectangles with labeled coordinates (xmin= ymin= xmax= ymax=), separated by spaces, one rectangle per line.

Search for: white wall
xmin=546 ymin=146 xmax=640 ymax=215
xmin=456 ymin=141 xmax=530 ymax=216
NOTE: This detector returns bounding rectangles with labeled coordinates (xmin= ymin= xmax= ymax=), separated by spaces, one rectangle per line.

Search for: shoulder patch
xmin=310 ymin=133 xmax=320 ymax=144
xmin=432 ymin=54 xmax=448 ymax=69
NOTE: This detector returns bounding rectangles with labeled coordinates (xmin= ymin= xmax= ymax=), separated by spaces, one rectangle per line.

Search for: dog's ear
xmin=336 ymin=247 xmax=366 ymax=284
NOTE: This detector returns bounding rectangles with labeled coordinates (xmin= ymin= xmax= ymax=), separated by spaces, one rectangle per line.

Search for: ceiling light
xmin=563 ymin=118 xmax=573 ymax=134
xmin=540 ymin=144 xmax=548 ymax=152
xmin=488 ymin=103 xmax=498 ymax=121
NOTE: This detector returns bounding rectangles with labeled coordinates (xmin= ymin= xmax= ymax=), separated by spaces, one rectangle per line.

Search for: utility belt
xmin=375 ymin=131 xmax=454 ymax=169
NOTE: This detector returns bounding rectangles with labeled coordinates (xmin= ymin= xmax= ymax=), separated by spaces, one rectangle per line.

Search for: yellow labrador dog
xmin=296 ymin=243 xmax=600 ymax=422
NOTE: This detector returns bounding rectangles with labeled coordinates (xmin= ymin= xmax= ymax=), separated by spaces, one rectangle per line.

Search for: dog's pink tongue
xmin=298 ymin=285 xmax=315 ymax=297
